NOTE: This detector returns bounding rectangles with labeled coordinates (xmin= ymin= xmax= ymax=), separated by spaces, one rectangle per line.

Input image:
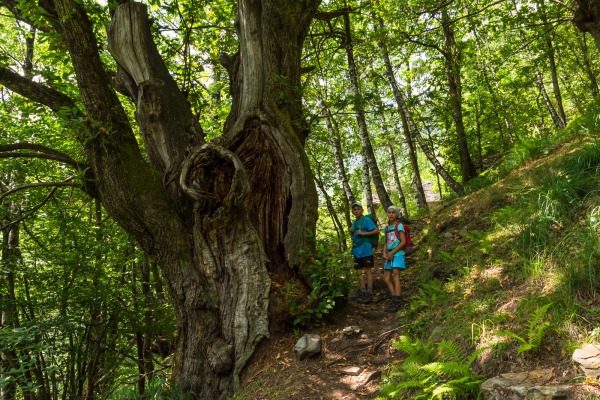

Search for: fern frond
xmin=437 ymin=340 xmax=466 ymax=363
xmin=526 ymin=303 xmax=553 ymax=337
xmin=529 ymin=321 xmax=550 ymax=349
xmin=497 ymin=330 xmax=527 ymax=343
xmin=517 ymin=343 xmax=534 ymax=354
xmin=466 ymin=346 xmax=489 ymax=365
xmin=422 ymin=361 xmax=470 ymax=379
xmin=431 ymin=384 xmax=456 ymax=400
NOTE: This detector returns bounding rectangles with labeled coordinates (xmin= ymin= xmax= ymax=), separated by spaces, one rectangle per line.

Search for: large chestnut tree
xmin=0 ymin=0 xmax=319 ymax=397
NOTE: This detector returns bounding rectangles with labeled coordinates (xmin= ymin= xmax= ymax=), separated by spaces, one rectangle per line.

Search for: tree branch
xmin=314 ymin=8 xmax=351 ymax=21
xmin=0 ymin=186 xmax=59 ymax=230
xmin=0 ymin=0 xmax=54 ymax=32
xmin=0 ymin=67 xmax=79 ymax=113
xmin=0 ymin=176 xmax=79 ymax=205
xmin=0 ymin=143 xmax=82 ymax=168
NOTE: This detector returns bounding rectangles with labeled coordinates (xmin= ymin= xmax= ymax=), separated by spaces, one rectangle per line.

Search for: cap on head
xmin=351 ymin=201 xmax=363 ymax=208
xmin=387 ymin=205 xmax=400 ymax=217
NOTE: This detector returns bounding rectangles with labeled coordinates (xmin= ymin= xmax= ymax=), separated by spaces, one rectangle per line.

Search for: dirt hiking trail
xmin=237 ymin=242 xmax=424 ymax=400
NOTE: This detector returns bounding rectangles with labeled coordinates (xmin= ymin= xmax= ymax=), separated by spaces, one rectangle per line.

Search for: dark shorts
xmin=354 ymin=255 xmax=374 ymax=270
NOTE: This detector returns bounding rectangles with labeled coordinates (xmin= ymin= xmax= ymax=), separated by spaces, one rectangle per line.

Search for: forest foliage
xmin=1 ymin=0 xmax=600 ymax=397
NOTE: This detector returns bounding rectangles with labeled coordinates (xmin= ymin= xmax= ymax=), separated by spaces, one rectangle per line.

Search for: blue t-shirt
xmin=351 ymin=216 xmax=377 ymax=258
xmin=386 ymin=223 xmax=405 ymax=256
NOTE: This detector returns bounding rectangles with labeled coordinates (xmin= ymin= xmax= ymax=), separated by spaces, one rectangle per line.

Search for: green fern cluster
xmin=497 ymin=303 xmax=553 ymax=354
xmin=378 ymin=336 xmax=486 ymax=400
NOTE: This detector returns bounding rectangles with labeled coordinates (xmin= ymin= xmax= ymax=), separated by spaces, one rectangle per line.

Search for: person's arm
xmin=357 ymin=219 xmax=379 ymax=236
xmin=388 ymin=231 xmax=406 ymax=257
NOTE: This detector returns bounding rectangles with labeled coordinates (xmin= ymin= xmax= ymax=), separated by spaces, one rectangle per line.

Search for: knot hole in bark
xmin=180 ymin=144 xmax=249 ymax=217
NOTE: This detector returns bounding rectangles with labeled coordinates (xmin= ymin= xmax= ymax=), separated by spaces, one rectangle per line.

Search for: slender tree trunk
xmin=321 ymin=99 xmax=355 ymax=205
xmin=579 ymin=32 xmax=599 ymax=96
xmin=538 ymin=0 xmax=567 ymax=125
xmin=441 ymin=9 xmax=478 ymax=183
xmin=314 ymin=175 xmax=346 ymax=250
xmin=140 ymin=254 xmax=154 ymax=381
xmin=386 ymin=142 xmax=408 ymax=217
xmin=376 ymin=20 xmax=427 ymax=209
xmin=1 ymin=224 xmax=19 ymax=400
xmin=521 ymin=29 xmax=565 ymax=129
xmin=361 ymin=148 xmax=377 ymax=220
xmin=379 ymin=72 xmax=463 ymax=195
xmin=342 ymin=11 xmax=392 ymax=211
xmin=469 ymin=21 xmax=513 ymax=145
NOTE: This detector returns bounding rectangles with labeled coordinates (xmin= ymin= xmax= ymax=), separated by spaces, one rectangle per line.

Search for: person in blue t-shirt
xmin=383 ymin=205 xmax=406 ymax=313
xmin=348 ymin=202 xmax=379 ymax=304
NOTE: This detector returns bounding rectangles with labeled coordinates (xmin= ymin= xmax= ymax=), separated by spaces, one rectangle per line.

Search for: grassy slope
xmin=379 ymin=134 xmax=600 ymax=397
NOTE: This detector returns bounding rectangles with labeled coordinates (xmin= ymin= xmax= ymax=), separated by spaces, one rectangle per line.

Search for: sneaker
xmin=357 ymin=292 xmax=373 ymax=304
xmin=384 ymin=299 xmax=402 ymax=313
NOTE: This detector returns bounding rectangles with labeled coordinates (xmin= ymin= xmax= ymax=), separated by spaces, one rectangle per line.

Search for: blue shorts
xmin=384 ymin=255 xmax=406 ymax=270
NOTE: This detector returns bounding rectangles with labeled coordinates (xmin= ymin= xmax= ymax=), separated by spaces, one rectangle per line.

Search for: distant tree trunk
xmin=538 ymin=0 xmax=567 ymax=125
xmin=361 ymin=148 xmax=377 ymax=221
xmin=1 ymin=222 xmax=19 ymax=400
xmin=386 ymin=142 xmax=408 ymax=217
xmin=520 ymin=29 xmax=565 ymax=129
xmin=376 ymin=19 xmax=427 ymax=209
xmin=441 ymin=9 xmax=478 ymax=183
xmin=578 ymin=31 xmax=600 ymax=96
xmin=379 ymin=73 xmax=463 ymax=195
xmin=573 ymin=0 xmax=600 ymax=51
xmin=469 ymin=21 xmax=513 ymax=145
xmin=342 ymin=11 xmax=392 ymax=211
xmin=314 ymin=175 xmax=346 ymax=250
xmin=321 ymin=100 xmax=355 ymax=205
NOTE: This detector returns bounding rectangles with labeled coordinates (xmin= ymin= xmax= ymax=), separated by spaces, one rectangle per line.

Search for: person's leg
xmin=392 ymin=268 xmax=401 ymax=297
xmin=365 ymin=267 xmax=373 ymax=292
xmin=351 ymin=258 xmax=366 ymax=301
xmin=383 ymin=267 xmax=394 ymax=295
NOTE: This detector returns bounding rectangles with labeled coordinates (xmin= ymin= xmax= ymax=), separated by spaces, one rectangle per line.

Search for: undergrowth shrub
xmin=281 ymin=237 xmax=355 ymax=326
xmin=497 ymin=303 xmax=553 ymax=354
xmin=378 ymin=336 xmax=486 ymax=400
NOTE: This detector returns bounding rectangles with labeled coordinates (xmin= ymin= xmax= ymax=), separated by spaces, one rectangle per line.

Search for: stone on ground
xmin=342 ymin=325 xmax=362 ymax=336
xmin=573 ymin=343 xmax=600 ymax=379
xmin=341 ymin=366 xmax=362 ymax=376
xmin=294 ymin=334 xmax=322 ymax=361
xmin=480 ymin=368 xmax=573 ymax=399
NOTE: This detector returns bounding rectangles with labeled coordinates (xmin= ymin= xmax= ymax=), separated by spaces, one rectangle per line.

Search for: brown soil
xmin=237 ymin=247 xmax=421 ymax=400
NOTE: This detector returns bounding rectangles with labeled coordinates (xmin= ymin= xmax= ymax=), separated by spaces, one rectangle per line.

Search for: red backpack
xmin=385 ymin=222 xmax=415 ymax=255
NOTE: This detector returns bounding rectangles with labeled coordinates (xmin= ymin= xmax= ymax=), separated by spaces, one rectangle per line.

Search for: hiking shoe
xmin=357 ymin=292 xmax=373 ymax=304
xmin=384 ymin=299 xmax=402 ymax=313
xmin=350 ymin=291 xmax=366 ymax=301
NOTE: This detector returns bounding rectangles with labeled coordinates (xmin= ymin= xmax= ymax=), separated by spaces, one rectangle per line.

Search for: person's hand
xmin=349 ymin=226 xmax=355 ymax=233
xmin=386 ymin=253 xmax=393 ymax=261
xmin=357 ymin=230 xmax=365 ymax=236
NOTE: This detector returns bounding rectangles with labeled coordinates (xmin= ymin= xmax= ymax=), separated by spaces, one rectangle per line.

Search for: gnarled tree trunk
xmin=0 ymin=0 xmax=324 ymax=398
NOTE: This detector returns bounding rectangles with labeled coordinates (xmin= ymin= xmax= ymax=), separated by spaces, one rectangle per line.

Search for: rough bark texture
xmin=441 ymin=9 xmax=478 ymax=184
xmin=0 ymin=0 xmax=321 ymax=398
xmin=342 ymin=11 xmax=392 ymax=211
xmin=574 ymin=0 xmax=600 ymax=52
